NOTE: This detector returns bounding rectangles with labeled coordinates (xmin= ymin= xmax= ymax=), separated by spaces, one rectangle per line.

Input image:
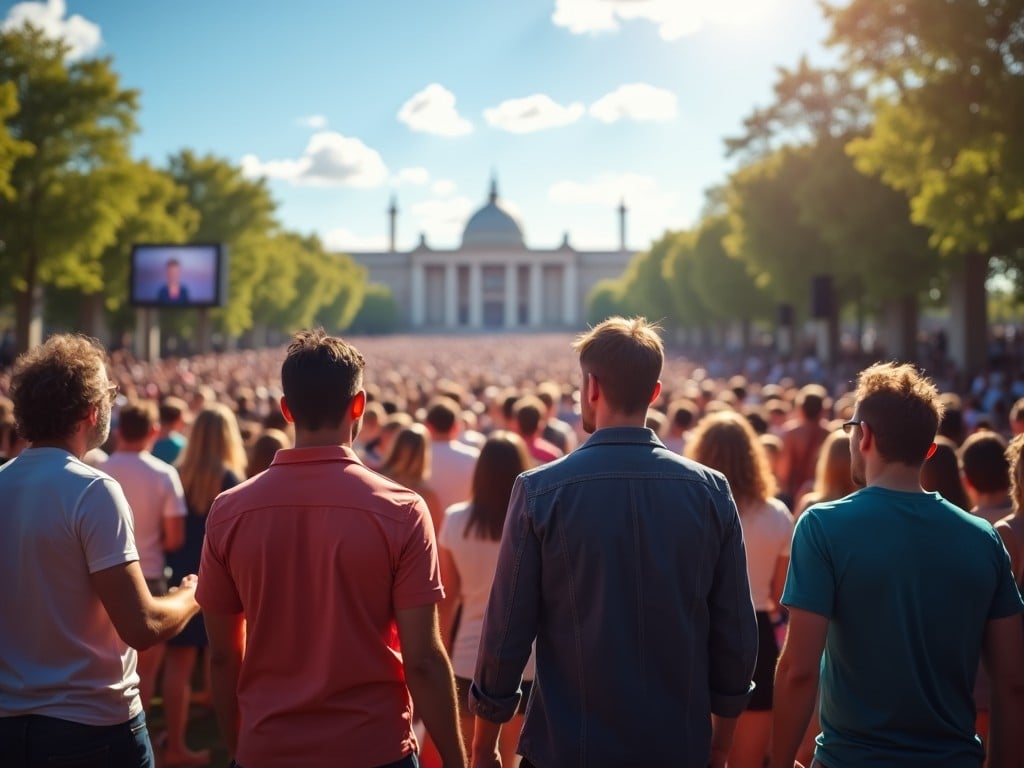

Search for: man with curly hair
xmin=773 ymin=362 xmax=1024 ymax=768
xmin=0 ymin=334 xmax=200 ymax=767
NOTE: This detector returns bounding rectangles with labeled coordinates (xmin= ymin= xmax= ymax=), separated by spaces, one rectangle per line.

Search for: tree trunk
xmin=79 ymin=293 xmax=109 ymax=345
xmin=947 ymin=252 xmax=989 ymax=377
xmin=14 ymin=283 xmax=44 ymax=354
xmin=882 ymin=293 xmax=919 ymax=363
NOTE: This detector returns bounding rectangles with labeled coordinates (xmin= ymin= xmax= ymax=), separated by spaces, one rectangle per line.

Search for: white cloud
xmin=2 ymin=0 xmax=101 ymax=60
xmin=322 ymin=227 xmax=389 ymax=253
xmin=296 ymin=114 xmax=328 ymax=129
xmin=484 ymin=94 xmax=585 ymax=134
xmin=551 ymin=0 xmax=780 ymax=41
xmin=398 ymin=84 xmax=473 ymax=137
xmin=431 ymin=179 xmax=457 ymax=197
xmin=394 ymin=166 xmax=430 ymax=186
xmin=411 ymin=196 xmax=475 ymax=243
xmin=589 ymin=83 xmax=677 ymax=123
xmin=240 ymin=131 xmax=388 ymax=188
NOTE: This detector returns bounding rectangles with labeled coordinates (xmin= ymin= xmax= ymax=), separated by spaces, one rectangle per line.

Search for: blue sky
xmin=2 ymin=0 xmax=831 ymax=253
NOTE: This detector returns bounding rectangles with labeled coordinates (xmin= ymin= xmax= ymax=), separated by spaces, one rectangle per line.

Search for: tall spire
xmin=388 ymin=194 xmax=398 ymax=252
xmin=489 ymin=170 xmax=498 ymax=203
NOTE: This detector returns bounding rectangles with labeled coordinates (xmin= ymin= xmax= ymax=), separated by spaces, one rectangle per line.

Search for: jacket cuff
xmin=710 ymin=682 xmax=755 ymax=718
xmin=468 ymin=680 xmax=522 ymax=723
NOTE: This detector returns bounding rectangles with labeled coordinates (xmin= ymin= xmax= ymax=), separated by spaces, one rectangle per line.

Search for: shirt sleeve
xmin=781 ymin=508 xmax=835 ymax=618
xmin=706 ymin=487 xmax=759 ymax=717
xmin=469 ymin=476 xmax=539 ymax=723
xmin=77 ymin=477 xmax=139 ymax=573
xmin=988 ymin=529 xmax=1024 ymax=620
xmin=196 ymin=499 xmax=243 ymax=614
xmin=162 ymin=467 xmax=187 ymax=519
xmin=392 ymin=495 xmax=445 ymax=610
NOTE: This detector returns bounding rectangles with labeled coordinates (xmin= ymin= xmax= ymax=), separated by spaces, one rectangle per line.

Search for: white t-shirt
xmin=438 ymin=503 xmax=535 ymax=681
xmin=739 ymin=496 xmax=794 ymax=611
xmin=430 ymin=440 xmax=479 ymax=515
xmin=0 ymin=447 xmax=142 ymax=725
xmin=103 ymin=450 xmax=187 ymax=579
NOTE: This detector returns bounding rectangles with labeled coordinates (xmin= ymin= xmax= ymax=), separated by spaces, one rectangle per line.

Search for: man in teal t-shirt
xmin=772 ymin=362 xmax=1024 ymax=768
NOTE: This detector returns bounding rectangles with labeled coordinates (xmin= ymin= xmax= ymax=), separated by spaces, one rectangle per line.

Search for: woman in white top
xmin=438 ymin=431 xmax=534 ymax=768
xmin=687 ymin=410 xmax=794 ymax=768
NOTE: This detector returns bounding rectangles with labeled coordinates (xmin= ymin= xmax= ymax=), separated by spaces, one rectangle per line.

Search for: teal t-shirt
xmin=783 ymin=486 xmax=1024 ymax=767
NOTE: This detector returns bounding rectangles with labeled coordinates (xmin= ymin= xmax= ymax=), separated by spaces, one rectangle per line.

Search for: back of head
xmin=513 ymin=396 xmax=544 ymax=438
xmin=937 ymin=392 xmax=965 ymax=445
xmin=959 ymin=430 xmax=1010 ymax=493
xmin=10 ymin=333 xmax=107 ymax=443
xmin=248 ymin=428 xmax=291 ymax=478
xmin=921 ymin=435 xmax=970 ymax=511
xmin=686 ymin=410 xmax=777 ymax=504
xmin=467 ymin=430 xmax=532 ymax=541
xmin=381 ymin=423 xmax=431 ymax=481
xmin=425 ymin=397 xmax=460 ymax=437
xmin=281 ymin=328 xmax=365 ymax=432
xmin=797 ymin=384 xmax=827 ymax=421
xmin=668 ymin=399 xmax=697 ymax=431
xmin=159 ymin=396 xmax=188 ymax=429
xmin=813 ymin=429 xmax=854 ymax=500
xmin=573 ymin=316 xmax=663 ymax=415
xmin=118 ymin=399 xmax=158 ymax=443
xmin=854 ymin=362 xmax=943 ymax=466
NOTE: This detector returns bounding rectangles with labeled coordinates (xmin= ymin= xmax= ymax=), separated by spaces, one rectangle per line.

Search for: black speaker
xmin=777 ymin=303 xmax=794 ymax=327
xmin=811 ymin=275 xmax=834 ymax=319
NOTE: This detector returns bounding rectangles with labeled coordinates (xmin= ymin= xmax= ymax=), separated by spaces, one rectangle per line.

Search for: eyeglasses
xmin=841 ymin=419 xmax=864 ymax=435
xmin=105 ymin=384 xmax=119 ymax=404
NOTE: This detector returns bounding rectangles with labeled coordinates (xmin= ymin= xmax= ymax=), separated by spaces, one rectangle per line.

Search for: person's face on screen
xmin=166 ymin=260 xmax=181 ymax=288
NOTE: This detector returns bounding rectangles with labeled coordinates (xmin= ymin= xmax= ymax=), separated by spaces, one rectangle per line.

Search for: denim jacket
xmin=469 ymin=427 xmax=757 ymax=768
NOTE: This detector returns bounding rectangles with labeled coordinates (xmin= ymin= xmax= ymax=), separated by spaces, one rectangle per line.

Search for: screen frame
xmin=129 ymin=243 xmax=227 ymax=309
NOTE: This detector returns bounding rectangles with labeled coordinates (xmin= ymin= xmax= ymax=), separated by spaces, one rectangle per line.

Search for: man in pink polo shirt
xmin=197 ymin=328 xmax=465 ymax=768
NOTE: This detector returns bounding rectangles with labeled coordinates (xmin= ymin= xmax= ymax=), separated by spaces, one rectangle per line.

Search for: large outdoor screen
xmin=130 ymin=244 xmax=226 ymax=308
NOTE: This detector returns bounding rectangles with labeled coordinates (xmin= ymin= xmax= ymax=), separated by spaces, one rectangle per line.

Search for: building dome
xmin=461 ymin=177 xmax=524 ymax=248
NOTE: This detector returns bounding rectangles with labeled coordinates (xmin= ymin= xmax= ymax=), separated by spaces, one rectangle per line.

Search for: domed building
xmin=348 ymin=176 xmax=634 ymax=331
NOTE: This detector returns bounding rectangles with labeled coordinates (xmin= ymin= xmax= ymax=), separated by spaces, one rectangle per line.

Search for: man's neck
xmin=867 ymin=461 xmax=925 ymax=493
xmin=31 ymin=437 xmax=87 ymax=461
xmin=972 ymin=492 xmax=1013 ymax=512
xmin=293 ymin=427 xmax=353 ymax=450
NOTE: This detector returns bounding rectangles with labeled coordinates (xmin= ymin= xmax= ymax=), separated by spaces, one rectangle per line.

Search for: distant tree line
xmin=588 ymin=1 xmax=1024 ymax=374
xmin=0 ymin=24 xmax=400 ymax=355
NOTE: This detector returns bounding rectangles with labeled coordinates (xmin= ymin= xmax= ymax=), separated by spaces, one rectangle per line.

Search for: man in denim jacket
xmin=469 ymin=316 xmax=758 ymax=768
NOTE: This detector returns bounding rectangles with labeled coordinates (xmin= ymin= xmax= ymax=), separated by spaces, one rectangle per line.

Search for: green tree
xmin=349 ymin=283 xmax=401 ymax=334
xmin=585 ymin=279 xmax=629 ymax=325
xmin=0 ymin=24 xmax=138 ymax=352
xmin=168 ymin=151 xmax=278 ymax=339
xmin=0 ymin=81 xmax=34 ymax=200
xmin=616 ymin=232 xmax=679 ymax=324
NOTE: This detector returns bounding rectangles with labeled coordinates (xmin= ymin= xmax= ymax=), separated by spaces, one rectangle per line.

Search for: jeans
xmin=0 ymin=710 xmax=154 ymax=767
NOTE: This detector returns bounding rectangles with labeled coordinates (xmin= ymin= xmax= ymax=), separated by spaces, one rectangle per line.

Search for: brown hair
xmin=281 ymin=328 xmax=365 ymax=431
xmin=10 ymin=334 xmax=108 ymax=443
xmin=118 ymin=399 xmax=158 ymax=443
xmin=573 ymin=316 xmax=663 ymax=415
xmin=513 ymin=396 xmax=545 ymax=438
xmin=465 ymin=431 xmax=532 ymax=541
xmin=248 ymin=428 xmax=290 ymax=478
xmin=811 ymin=429 xmax=856 ymax=502
xmin=921 ymin=435 xmax=970 ymax=511
xmin=380 ymin=423 xmax=432 ymax=485
xmin=959 ymin=430 xmax=1010 ymax=493
xmin=854 ymin=362 xmax=943 ymax=466
xmin=686 ymin=410 xmax=777 ymax=507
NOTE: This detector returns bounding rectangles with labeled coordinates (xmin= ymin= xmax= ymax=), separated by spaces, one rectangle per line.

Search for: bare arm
xmin=90 ymin=560 xmax=199 ymax=650
xmin=438 ymin=546 xmax=462 ymax=652
xmin=162 ymin=515 xmax=185 ymax=553
xmin=471 ymin=718 xmax=502 ymax=768
xmin=771 ymin=554 xmax=790 ymax=610
xmin=709 ymin=714 xmax=738 ymax=768
xmin=396 ymin=603 xmax=466 ymax=768
xmin=994 ymin=518 xmax=1023 ymax=586
xmin=771 ymin=607 xmax=829 ymax=768
xmin=206 ymin=611 xmax=245 ymax=759
xmin=983 ymin=613 xmax=1024 ymax=768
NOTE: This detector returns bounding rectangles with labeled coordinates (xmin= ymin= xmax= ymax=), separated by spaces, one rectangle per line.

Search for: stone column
xmin=562 ymin=261 xmax=577 ymax=326
xmin=470 ymin=264 xmax=483 ymax=329
xmin=529 ymin=263 xmax=543 ymax=327
xmin=444 ymin=262 xmax=457 ymax=328
xmin=411 ymin=261 xmax=425 ymax=328
xmin=504 ymin=263 xmax=517 ymax=328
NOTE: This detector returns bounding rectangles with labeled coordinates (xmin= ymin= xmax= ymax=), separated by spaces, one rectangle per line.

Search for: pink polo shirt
xmin=197 ymin=445 xmax=443 ymax=768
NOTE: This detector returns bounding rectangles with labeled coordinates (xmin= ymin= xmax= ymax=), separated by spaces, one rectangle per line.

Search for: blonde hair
xmin=1007 ymin=434 xmax=1024 ymax=515
xmin=177 ymin=403 xmax=247 ymax=513
xmin=686 ymin=410 xmax=777 ymax=507
xmin=811 ymin=429 xmax=856 ymax=501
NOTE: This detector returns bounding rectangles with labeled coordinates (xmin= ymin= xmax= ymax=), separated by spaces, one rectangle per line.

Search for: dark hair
xmin=854 ymin=362 xmax=943 ymax=466
xmin=465 ymin=431 xmax=532 ymax=541
xmin=10 ymin=334 xmax=108 ymax=443
xmin=668 ymin=399 xmax=697 ymax=430
xmin=921 ymin=435 xmax=970 ymax=511
xmin=118 ymin=399 xmax=158 ymax=442
xmin=936 ymin=392 xmax=965 ymax=445
xmin=425 ymin=397 xmax=459 ymax=435
xmin=573 ymin=316 xmax=663 ymax=415
xmin=513 ymin=396 xmax=544 ymax=438
xmin=248 ymin=428 xmax=290 ymax=478
xmin=281 ymin=328 xmax=365 ymax=431
xmin=959 ymin=430 xmax=1010 ymax=493
xmin=797 ymin=384 xmax=827 ymax=420
xmin=159 ymin=396 xmax=188 ymax=427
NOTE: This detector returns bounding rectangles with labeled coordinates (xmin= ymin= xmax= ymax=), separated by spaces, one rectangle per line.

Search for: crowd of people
xmin=0 ymin=324 xmax=1022 ymax=768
